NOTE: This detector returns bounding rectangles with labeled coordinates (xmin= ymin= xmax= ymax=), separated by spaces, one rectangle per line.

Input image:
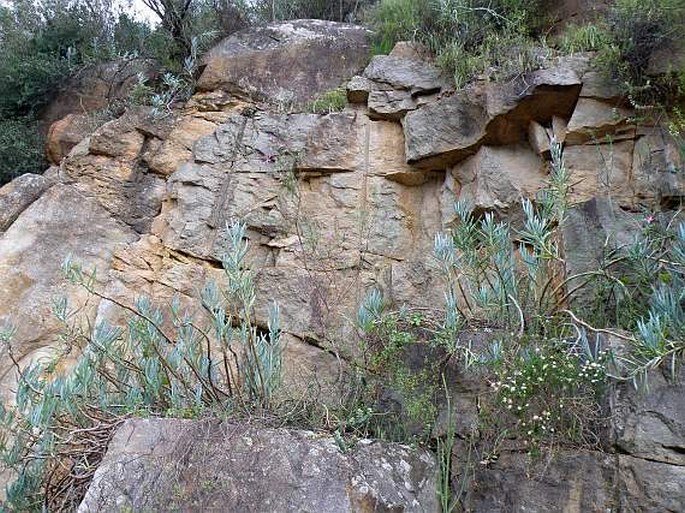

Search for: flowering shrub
xmin=488 ymin=336 xmax=608 ymax=451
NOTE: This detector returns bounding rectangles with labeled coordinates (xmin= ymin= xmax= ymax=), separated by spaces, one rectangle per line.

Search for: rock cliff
xmin=1 ymin=19 xmax=684 ymax=512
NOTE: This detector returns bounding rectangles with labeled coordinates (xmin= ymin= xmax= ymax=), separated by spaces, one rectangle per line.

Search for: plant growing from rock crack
xmin=578 ymin=212 xmax=685 ymax=389
xmin=432 ymin=141 xmax=610 ymax=453
xmin=0 ymin=221 xmax=283 ymax=511
xmin=354 ymin=290 xmax=442 ymax=442
xmin=434 ymin=140 xmax=569 ymax=351
xmin=306 ymin=88 xmax=347 ymax=114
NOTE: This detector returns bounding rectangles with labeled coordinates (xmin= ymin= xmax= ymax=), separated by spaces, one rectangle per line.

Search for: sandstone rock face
xmin=197 ymin=20 xmax=372 ymax=104
xmin=78 ymin=418 xmax=438 ymax=512
xmin=447 ymin=144 xmax=546 ymax=214
xmin=447 ymin=359 xmax=685 ymax=513
xmin=402 ymin=64 xmax=582 ymax=168
xmin=347 ymin=42 xmax=451 ymax=122
xmin=562 ymin=197 xmax=641 ymax=307
xmin=465 ymin=451 xmax=618 ymax=512
xmin=0 ymin=184 xmax=136 ymax=399
xmin=1 ymin=25 xmax=685 ymax=511
xmin=612 ymin=367 xmax=685 ymax=467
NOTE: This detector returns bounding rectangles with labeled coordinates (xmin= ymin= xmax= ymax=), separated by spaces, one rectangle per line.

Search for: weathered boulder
xmin=528 ymin=120 xmax=552 ymax=158
xmin=146 ymin=114 xmax=227 ymax=175
xmin=632 ymin=125 xmax=685 ymax=206
xmin=78 ymin=419 xmax=438 ymax=512
xmin=40 ymin=58 xmax=159 ymax=128
xmin=0 ymin=173 xmax=55 ymax=232
xmin=564 ymin=139 xmax=635 ymax=206
xmin=565 ymin=98 xmax=634 ymax=145
xmin=363 ymin=50 xmax=447 ymax=95
xmin=197 ymin=20 xmax=372 ymax=104
xmin=368 ymin=89 xmax=418 ymax=121
xmin=577 ymin=70 xmax=625 ymax=101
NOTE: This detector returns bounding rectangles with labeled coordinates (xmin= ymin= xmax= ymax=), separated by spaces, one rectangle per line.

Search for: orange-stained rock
xmin=46 ymin=114 xmax=97 ymax=164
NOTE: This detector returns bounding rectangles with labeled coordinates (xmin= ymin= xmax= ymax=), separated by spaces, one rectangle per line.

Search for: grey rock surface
xmin=0 ymin=173 xmax=55 ymax=232
xmin=612 ymin=367 xmax=685 ymax=466
xmin=198 ymin=20 xmax=371 ymax=104
xmin=78 ymin=418 xmax=439 ymax=513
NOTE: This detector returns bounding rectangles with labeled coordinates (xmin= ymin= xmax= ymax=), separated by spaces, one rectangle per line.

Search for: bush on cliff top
xmin=367 ymin=0 xmax=553 ymax=86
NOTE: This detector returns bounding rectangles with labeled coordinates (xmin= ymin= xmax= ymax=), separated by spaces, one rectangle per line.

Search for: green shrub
xmin=434 ymin=142 xmax=569 ymax=338
xmin=0 ymin=118 xmax=47 ymax=183
xmin=307 ymin=88 xmax=348 ymax=114
xmin=0 ymin=222 xmax=284 ymax=510
xmin=430 ymin=142 xmax=610 ymax=451
xmin=594 ymin=0 xmax=685 ymax=109
xmin=558 ymin=22 xmax=612 ymax=54
xmin=367 ymin=0 xmax=551 ymax=87
xmin=355 ymin=294 xmax=441 ymax=442
xmin=484 ymin=331 xmax=608 ymax=452
xmin=253 ymin=0 xmax=377 ymax=23
xmin=579 ymin=211 xmax=685 ymax=387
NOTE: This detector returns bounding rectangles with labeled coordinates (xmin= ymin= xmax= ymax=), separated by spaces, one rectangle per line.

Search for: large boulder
xmin=0 ymin=173 xmax=55 ymax=233
xmin=78 ymin=418 xmax=438 ymax=512
xmin=197 ymin=20 xmax=372 ymax=104
xmin=40 ymin=58 xmax=159 ymax=129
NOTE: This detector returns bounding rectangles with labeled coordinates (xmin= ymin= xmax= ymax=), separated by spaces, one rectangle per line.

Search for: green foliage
xmin=253 ymin=0 xmax=376 ymax=23
xmin=0 ymin=118 xmax=47 ymax=184
xmin=434 ymin=141 xmax=569 ymax=341
xmin=0 ymin=1 xmax=150 ymax=184
xmin=367 ymin=0 xmax=551 ymax=86
xmin=432 ymin=142 xmax=609 ymax=453
xmin=0 ymin=222 xmax=284 ymax=510
xmin=355 ymin=294 xmax=441 ymax=442
xmin=437 ymin=375 xmax=458 ymax=513
xmin=485 ymin=332 xmax=607 ymax=451
xmin=580 ymin=213 xmax=685 ymax=388
xmin=307 ymin=88 xmax=348 ymax=114
xmin=0 ymin=0 xmax=241 ymax=185
xmin=0 ymin=0 xmax=145 ymax=118
xmin=558 ymin=22 xmax=612 ymax=54
xmin=592 ymin=0 xmax=685 ymax=110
